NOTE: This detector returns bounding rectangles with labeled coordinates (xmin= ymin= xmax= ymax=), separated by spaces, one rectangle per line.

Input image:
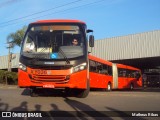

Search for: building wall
xmin=0 ymin=53 xmax=20 ymax=69
xmin=90 ymin=30 xmax=160 ymax=61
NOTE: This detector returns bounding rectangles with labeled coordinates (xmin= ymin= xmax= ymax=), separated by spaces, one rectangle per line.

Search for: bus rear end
xmin=112 ymin=63 xmax=142 ymax=90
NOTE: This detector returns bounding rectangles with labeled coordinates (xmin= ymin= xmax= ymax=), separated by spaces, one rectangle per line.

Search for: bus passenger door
xmin=112 ymin=63 xmax=118 ymax=89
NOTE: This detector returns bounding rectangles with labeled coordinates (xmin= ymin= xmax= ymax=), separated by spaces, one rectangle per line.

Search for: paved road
xmin=0 ymin=85 xmax=160 ymax=119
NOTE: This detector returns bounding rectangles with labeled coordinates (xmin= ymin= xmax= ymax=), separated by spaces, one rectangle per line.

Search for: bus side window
xmin=131 ymin=70 xmax=138 ymax=78
xmin=135 ymin=71 xmax=141 ymax=79
xmin=127 ymin=70 xmax=131 ymax=78
xmin=122 ymin=70 xmax=127 ymax=77
xmin=130 ymin=70 xmax=135 ymax=78
xmin=118 ymin=68 xmax=122 ymax=77
xmin=118 ymin=68 xmax=126 ymax=77
xmin=89 ymin=60 xmax=97 ymax=73
xmin=97 ymin=62 xmax=103 ymax=73
xmin=102 ymin=64 xmax=109 ymax=75
xmin=23 ymin=35 xmax=35 ymax=52
xmin=108 ymin=66 xmax=112 ymax=76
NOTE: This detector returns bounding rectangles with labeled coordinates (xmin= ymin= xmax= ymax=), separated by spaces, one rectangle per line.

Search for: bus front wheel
xmin=30 ymin=88 xmax=38 ymax=97
xmin=76 ymin=80 xmax=90 ymax=98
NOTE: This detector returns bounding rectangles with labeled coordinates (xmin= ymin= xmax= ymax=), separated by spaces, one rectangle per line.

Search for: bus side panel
xmin=137 ymin=77 xmax=143 ymax=87
xmin=90 ymin=72 xmax=99 ymax=88
xmin=119 ymin=75 xmax=143 ymax=89
xmin=18 ymin=69 xmax=88 ymax=89
xmin=101 ymin=75 xmax=112 ymax=88
xmin=112 ymin=63 xmax=118 ymax=89
xmin=70 ymin=70 xmax=88 ymax=89
xmin=138 ymin=76 xmax=143 ymax=87
xmin=18 ymin=69 xmax=31 ymax=87
xmin=132 ymin=77 xmax=143 ymax=88
xmin=90 ymin=72 xmax=112 ymax=88
xmin=118 ymin=77 xmax=128 ymax=89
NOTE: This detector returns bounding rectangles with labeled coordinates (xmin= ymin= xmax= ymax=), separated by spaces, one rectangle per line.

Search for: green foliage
xmin=0 ymin=70 xmax=18 ymax=85
xmin=0 ymin=70 xmax=5 ymax=81
xmin=7 ymin=26 xmax=27 ymax=47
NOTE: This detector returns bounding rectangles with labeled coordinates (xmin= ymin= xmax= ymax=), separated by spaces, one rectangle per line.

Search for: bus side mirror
xmin=89 ymin=35 xmax=94 ymax=47
xmin=87 ymin=29 xmax=93 ymax=33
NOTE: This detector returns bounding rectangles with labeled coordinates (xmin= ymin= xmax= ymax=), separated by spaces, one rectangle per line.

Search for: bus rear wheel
xmin=107 ymin=83 xmax=112 ymax=91
xmin=130 ymin=83 xmax=134 ymax=90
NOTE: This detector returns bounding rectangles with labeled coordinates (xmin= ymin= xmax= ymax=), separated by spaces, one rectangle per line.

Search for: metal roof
xmin=90 ymin=30 xmax=160 ymax=61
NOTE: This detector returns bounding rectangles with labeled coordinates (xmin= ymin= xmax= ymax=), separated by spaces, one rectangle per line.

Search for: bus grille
xmin=30 ymin=75 xmax=70 ymax=84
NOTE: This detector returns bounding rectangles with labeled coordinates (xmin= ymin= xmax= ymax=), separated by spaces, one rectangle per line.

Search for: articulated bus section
xmin=113 ymin=63 xmax=142 ymax=90
xmin=89 ymin=55 xmax=142 ymax=90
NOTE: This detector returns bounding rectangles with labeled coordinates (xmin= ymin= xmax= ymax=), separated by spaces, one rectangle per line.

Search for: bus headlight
xmin=19 ymin=63 xmax=27 ymax=71
xmin=73 ymin=63 xmax=87 ymax=73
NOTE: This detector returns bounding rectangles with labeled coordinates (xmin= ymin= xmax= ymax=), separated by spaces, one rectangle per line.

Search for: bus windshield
xmin=21 ymin=24 xmax=85 ymax=60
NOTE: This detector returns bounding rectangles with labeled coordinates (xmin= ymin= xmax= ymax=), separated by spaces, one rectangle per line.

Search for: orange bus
xmin=18 ymin=19 xmax=94 ymax=98
xmin=89 ymin=55 xmax=142 ymax=90
xmin=18 ymin=19 xmax=142 ymax=98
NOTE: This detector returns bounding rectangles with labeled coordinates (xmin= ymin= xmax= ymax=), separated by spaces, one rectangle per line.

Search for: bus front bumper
xmin=18 ymin=69 xmax=88 ymax=89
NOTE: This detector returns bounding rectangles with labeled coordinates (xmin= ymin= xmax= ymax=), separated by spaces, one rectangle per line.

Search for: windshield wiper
xmin=59 ymin=47 xmax=70 ymax=64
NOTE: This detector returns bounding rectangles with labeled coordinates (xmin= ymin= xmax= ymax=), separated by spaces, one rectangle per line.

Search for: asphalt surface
xmin=0 ymin=85 xmax=160 ymax=120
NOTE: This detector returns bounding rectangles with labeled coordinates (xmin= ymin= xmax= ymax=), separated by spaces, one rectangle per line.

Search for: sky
xmin=0 ymin=0 xmax=160 ymax=56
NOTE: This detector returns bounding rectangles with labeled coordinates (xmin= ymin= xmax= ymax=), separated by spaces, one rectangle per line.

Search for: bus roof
xmin=31 ymin=19 xmax=86 ymax=24
xmin=89 ymin=54 xmax=140 ymax=71
xmin=88 ymin=54 xmax=112 ymax=66
xmin=116 ymin=63 xmax=140 ymax=71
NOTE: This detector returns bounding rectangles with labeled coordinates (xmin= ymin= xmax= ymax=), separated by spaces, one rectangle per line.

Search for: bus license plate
xmin=43 ymin=84 xmax=55 ymax=88
xmin=31 ymin=69 xmax=48 ymax=75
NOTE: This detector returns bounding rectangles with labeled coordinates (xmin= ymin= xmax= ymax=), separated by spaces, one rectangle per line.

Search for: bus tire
xmin=107 ymin=83 xmax=112 ymax=91
xmin=65 ymin=88 xmax=73 ymax=96
xmin=76 ymin=80 xmax=90 ymax=98
xmin=30 ymin=88 xmax=38 ymax=97
xmin=130 ymin=83 xmax=134 ymax=90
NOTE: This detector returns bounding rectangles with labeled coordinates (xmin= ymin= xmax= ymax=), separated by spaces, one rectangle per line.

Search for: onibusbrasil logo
xmin=1 ymin=112 xmax=42 ymax=118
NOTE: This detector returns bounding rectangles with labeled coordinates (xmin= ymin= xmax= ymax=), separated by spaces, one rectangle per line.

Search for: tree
xmin=7 ymin=26 xmax=27 ymax=47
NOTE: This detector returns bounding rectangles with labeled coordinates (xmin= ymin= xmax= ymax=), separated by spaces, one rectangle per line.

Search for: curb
xmin=0 ymin=84 xmax=18 ymax=89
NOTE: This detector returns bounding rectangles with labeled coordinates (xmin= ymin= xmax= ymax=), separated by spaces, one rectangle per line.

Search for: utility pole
xmin=7 ymin=42 xmax=13 ymax=72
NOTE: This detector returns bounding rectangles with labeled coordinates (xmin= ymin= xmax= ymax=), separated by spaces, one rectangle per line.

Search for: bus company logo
xmin=2 ymin=112 xmax=11 ymax=117
xmin=50 ymin=53 xmax=58 ymax=59
xmin=44 ymin=62 xmax=54 ymax=64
